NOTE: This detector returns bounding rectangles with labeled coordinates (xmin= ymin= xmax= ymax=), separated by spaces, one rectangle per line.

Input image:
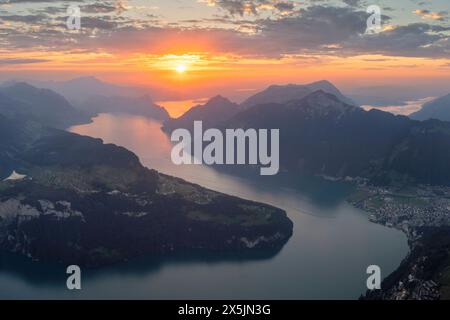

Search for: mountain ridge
xmin=0 ymin=82 xmax=91 ymax=129
xmin=162 ymin=95 xmax=240 ymax=132
xmin=241 ymin=80 xmax=356 ymax=109
xmin=225 ymin=90 xmax=450 ymax=186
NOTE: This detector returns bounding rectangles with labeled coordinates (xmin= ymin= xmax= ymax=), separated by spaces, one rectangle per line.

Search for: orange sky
xmin=1 ymin=0 xmax=449 ymax=100
xmin=2 ymin=49 xmax=449 ymax=100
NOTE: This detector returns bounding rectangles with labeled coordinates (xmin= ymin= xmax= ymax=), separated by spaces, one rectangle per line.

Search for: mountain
xmin=241 ymin=80 xmax=355 ymax=109
xmin=0 ymin=82 xmax=90 ymax=129
xmin=0 ymin=96 xmax=292 ymax=266
xmin=0 ymin=111 xmax=44 ymax=179
xmin=27 ymin=76 xmax=148 ymax=105
xmin=162 ymin=95 xmax=239 ymax=132
xmin=79 ymin=94 xmax=170 ymax=120
xmin=160 ymin=87 xmax=450 ymax=186
xmin=225 ymin=90 xmax=450 ymax=186
xmin=410 ymin=93 xmax=450 ymax=121
xmin=26 ymin=76 xmax=180 ymax=105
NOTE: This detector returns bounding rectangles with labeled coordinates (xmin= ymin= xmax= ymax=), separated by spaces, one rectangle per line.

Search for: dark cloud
xmin=0 ymin=58 xmax=50 ymax=64
xmin=414 ymin=9 xmax=448 ymax=21
xmin=0 ymin=2 xmax=449 ymax=60
xmin=81 ymin=3 xmax=117 ymax=14
xmin=342 ymin=0 xmax=365 ymax=7
xmin=202 ymin=0 xmax=297 ymax=16
xmin=348 ymin=23 xmax=450 ymax=57
xmin=77 ymin=15 xmax=119 ymax=29
xmin=257 ymin=5 xmax=369 ymax=51
xmin=0 ymin=13 xmax=48 ymax=23
xmin=2 ymin=0 xmax=84 ymax=3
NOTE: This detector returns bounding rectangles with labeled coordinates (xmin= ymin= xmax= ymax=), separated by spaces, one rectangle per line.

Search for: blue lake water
xmin=0 ymin=113 xmax=408 ymax=299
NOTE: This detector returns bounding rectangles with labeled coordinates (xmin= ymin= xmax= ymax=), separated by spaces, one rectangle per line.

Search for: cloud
xmin=348 ymin=23 xmax=450 ymax=57
xmin=0 ymin=58 xmax=50 ymax=64
xmin=199 ymin=0 xmax=297 ymax=16
xmin=0 ymin=2 xmax=449 ymax=60
xmin=257 ymin=5 xmax=369 ymax=51
xmin=342 ymin=0 xmax=365 ymax=7
xmin=71 ymin=6 xmax=377 ymax=57
xmin=3 ymin=0 xmax=84 ymax=2
xmin=413 ymin=9 xmax=448 ymax=21
xmin=81 ymin=2 xmax=117 ymax=14
xmin=0 ymin=13 xmax=48 ymax=23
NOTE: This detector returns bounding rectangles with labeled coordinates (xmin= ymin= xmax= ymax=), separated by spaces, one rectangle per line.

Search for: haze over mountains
xmin=79 ymin=95 xmax=169 ymax=121
xmin=0 ymin=82 xmax=90 ymax=129
xmin=1 ymin=78 xmax=171 ymax=122
xmin=9 ymin=76 xmax=177 ymax=104
xmin=410 ymin=93 xmax=450 ymax=122
xmin=347 ymin=85 xmax=440 ymax=108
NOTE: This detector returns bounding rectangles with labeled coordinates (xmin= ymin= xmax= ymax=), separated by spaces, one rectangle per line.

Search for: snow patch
xmin=3 ymin=171 xmax=27 ymax=181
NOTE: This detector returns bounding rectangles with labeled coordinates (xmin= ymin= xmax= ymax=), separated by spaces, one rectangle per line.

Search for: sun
xmin=175 ymin=64 xmax=188 ymax=74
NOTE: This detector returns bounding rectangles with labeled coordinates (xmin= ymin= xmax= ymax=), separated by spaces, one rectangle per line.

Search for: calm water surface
xmin=0 ymin=113 xmax=408 ymax=299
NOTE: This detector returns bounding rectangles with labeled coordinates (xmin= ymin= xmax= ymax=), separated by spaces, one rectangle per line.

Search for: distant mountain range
xmin=0 ymin=80 xmax=170 ymax=122
xmin=241 ymin=80 xmax=356 ymax=108
xmin=79 ymin=94 xmax=169 ymax=121
xmin=229 ymin=90 xmax=450 ymax=185
xmin=163 ymin=80 xmax=355 ymax=131
xmin=0 ymin=82 xmax=90 ymax=129
xmin=11 ymin=76 xmax=178 ymax=104
xmin=410 ymin=93 xmax=450 ymax=121
xmin=163 ymin=82 xmax=450 ymax=186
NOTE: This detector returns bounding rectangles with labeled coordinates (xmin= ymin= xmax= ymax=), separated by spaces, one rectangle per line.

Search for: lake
xmin=0 ymin=113 xmax=408 ymax=299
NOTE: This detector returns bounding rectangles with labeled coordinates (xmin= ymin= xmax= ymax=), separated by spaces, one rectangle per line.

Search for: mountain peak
xmin=300 ymin=89 xmax=350 ymax=105
xmin=67 ymin=76 xmax=102 ymax=84
xmin=305 ymin=89 xmax=337 ymax=99
xmin=284 ymin=90 xmax=358 ymax=117
xmin=204 ymin=95 xmax=236 ymax=108
xmin=242 ymin=80 xmax=356 ymax=109
xmin=162 ymin=95 xmax=239 ymax=131
xmin=308 ymin=80 xmax=333 ymax=86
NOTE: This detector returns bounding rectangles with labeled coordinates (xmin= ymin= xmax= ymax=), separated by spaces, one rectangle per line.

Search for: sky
xmin=0 ymin=0 xmax=449 ymax=100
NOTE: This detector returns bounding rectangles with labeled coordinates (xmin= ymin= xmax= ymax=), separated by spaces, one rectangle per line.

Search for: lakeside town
xmin=349 ymin=184 xmax=450 ymax=300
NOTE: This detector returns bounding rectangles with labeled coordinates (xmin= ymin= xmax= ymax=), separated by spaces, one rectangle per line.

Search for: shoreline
xmin=348 ymin=184 xmax=450 ymax=300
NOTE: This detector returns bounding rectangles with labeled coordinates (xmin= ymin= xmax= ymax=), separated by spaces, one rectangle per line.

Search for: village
xmin=350 ymin=184 xmax=450 ymax=300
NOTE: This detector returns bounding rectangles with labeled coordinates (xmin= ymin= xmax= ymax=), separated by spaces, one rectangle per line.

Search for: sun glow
xmin=175 ymin=64 xmax=188 ymax=73
xmin=144 ymin=54 xmax=202 ymax=75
